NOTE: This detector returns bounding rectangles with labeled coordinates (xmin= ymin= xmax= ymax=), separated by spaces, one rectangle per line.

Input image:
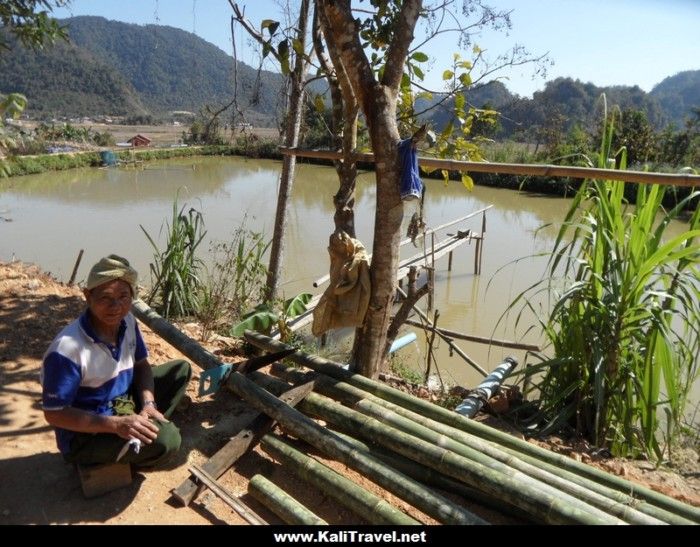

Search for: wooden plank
xmin=188 ymin=464 xmax=268 ymax=525
xmin=173 ymin=380 xmax=316 ymax=506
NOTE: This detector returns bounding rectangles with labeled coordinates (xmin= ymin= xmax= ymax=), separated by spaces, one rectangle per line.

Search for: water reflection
xmin=1 ymin=157 xmax=694 ymax=395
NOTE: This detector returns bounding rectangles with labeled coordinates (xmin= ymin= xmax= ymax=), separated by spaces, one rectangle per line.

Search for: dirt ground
xmin=0 ymin=260 xmax=698 ymax=525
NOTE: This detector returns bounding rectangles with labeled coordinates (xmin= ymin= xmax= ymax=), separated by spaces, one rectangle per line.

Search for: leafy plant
xmin=231 ymin=292 xmax=313 ymax=342
xmin=0 ymin=93 xmax=28 ymax=177
xmin=141 ymin=196 xmax=206 ymax=319
xmin=196 ymin=225 xmax=270 ymax=340
xmin=507 ymin=104 xmax=700 ymax=461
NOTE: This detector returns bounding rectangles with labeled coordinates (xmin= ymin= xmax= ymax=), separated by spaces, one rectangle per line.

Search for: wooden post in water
xmin=68 ymin=249 xmax=84 ymax=286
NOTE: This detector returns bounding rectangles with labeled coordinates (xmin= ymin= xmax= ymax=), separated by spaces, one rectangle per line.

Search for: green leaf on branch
xmin=411 ymin=51 xmax=429 ymax=62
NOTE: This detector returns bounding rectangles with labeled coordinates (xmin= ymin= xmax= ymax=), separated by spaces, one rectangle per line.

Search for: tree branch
xmin=387 ymin=266 xmax=431 ymax=344
xmin=382 ymin=0 xmax=423 ymax=91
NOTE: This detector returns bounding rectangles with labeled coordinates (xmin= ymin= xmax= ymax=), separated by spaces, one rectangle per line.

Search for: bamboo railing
xmin=280 ymin=147 xmax=700 ymax=188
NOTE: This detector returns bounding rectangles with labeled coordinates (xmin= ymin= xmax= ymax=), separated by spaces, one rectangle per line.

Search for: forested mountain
xmin=650 ymin=71 xmax=700 ymax=128
xmin=0 ymin=32 xmax=146 ymax=118
xmin=0 ymin=16 xmax=286 ymax=123
xmin=1 ymin=15 xmax=697 ymax=133
xmin=427 ymin=72 xmax=699 ymax=140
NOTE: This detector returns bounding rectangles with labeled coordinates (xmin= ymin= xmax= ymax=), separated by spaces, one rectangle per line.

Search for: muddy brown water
xmin=1 ymin=156 xmax=696 ymax=414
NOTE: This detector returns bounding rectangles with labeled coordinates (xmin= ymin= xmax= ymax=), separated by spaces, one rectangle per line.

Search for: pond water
xmin=1 ymin=156 xmax=696 ymax=412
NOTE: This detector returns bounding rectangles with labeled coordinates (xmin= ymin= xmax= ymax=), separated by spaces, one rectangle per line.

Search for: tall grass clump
xmin=196 ymin=224 xmax=271 ymax=340
xmin=141 ymin=196 xmax=206 ymax=319
xmin=511 ymin=106 xmax=700 ymax=461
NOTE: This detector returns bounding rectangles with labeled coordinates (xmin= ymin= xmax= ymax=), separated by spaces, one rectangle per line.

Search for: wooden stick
xmin=188 ymin=464 xmax=268 ymax=525
xmin=403 ymin=319 xmax=540 ymax=352
xmin=397 ymin=289 xmax=488 ymax=377
xmin=68 ymin=249 xmax=84 ymax=286
xmin=279 ymin=147 xmax=700 ymax=188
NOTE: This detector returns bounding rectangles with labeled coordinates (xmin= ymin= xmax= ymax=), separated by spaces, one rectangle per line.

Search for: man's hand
xmin=139 ymin=403 xmax=169 ymax=424
xmin=113 ymin=414 xmax=160 ymax=444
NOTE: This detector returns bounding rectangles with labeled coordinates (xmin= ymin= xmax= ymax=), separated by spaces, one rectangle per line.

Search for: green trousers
xmin=65 ymin=360 xmax=192 ymax=467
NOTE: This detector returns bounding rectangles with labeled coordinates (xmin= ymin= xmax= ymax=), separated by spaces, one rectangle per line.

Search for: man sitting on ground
xmin=41 ymin=254 xmax=191 ymax=467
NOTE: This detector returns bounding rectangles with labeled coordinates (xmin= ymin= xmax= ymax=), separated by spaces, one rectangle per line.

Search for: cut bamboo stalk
xmin=188 ymin=464 xmax=267 ymax=525
xmin=224 ymin=366 xmax=486 ymax=524
xmin=248 ymin=474 xmax=328 ymax=525
xmin=351 ymin=393 xmax=662 ymax=524
xmin=281 ymin=366 xmax=693 ymax=525
xmin=244 ymin=332 xmax=700 ymax=523
xmin=132 ymin=299 xmax=222 ymax=370
xmin=295 ymin=390 xmax=624 ymax=524
xmin=261 ymin=434 xmax=420 ymax=525
xmin=279 ymin=147 xmax=700 ymax=188
xmin=329 ymin=429 xmax=534 ymax=524
xmin=172 ymin=380 xmax=315 ymax=506
xmin=403 ymin=319 xmax=540 ymax=351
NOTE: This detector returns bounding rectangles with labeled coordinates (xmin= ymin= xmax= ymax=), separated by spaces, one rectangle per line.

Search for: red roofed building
xmin=127 ymin=134 xmax=151 ymax=147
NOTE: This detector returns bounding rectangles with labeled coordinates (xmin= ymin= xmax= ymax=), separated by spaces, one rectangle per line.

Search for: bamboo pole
xmin=260 ymin=434 xmax=420 ymax=525
xmin=132 ymin=299 xmax=222 ymax=370
xmin=329 ymin=429 xmax=534 ymax=523
xmin=272 ymin=365 xmax=689 ymax=525
xmin=244 ymin=332 xmax=700 ymax=523
xmin=280 ymin=147 xmax=700 ymax=188
xmin=188 ymin=464 xmax=268 ymax=525
xmin=224 ymin=365 xmax=485 ymax=524
xmin=403 ymin=319 xmax=540 ymax=351
xmin=172 ymin=380 xmax=315 ymax=506
xmin=248 ymin=474 xmax=328 ymax=525
xmin=297 ymin=390 xmax=622 ymax=524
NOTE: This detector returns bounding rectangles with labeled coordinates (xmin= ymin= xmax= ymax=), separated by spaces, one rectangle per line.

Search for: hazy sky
xmin=52 ymin=0 xmax=700 ymax=98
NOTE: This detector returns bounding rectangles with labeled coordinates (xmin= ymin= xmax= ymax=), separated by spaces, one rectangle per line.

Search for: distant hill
xmin=650 ymin=70 xmax=700 ymax=127
xmin=0 ymin=16 xmax=287 ymax=124
xmin=423 ymin=73 xmax=699 ymax=140
xmin=1 ymin=16 xmax=697 ymax=133
xmin=0 ymin=32 xmax=146 ymax=118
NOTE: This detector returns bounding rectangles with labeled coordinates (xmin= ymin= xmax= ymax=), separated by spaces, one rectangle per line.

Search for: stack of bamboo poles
xmin=243 ymin=331 xmax=700 ymax=526
xmin=132 ymin=301 xmax=700 ymax=525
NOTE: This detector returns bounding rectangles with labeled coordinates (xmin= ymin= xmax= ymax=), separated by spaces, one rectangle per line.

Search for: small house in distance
xmin=127 ymin=134 xmax=151 ymax=147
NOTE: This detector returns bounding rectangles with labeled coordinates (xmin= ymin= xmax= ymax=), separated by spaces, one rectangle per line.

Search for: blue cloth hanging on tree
xmin=398 ymin=138 xmax=423 ymax=201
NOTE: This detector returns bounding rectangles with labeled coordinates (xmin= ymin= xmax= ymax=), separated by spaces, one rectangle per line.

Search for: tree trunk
xmin=264 ymin=0 xmax=311 ymax=302
xmin=353 ymin=107 xmax=403 ymax=377
xmin=318 ymin=0 xmax=422 ymax=378
xmin=313 ymin=5 xmax=358 ymax=237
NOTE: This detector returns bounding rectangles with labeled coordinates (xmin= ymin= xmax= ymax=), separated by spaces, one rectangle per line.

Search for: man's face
xmin=84 ymin=279 xmax=133 ymax=329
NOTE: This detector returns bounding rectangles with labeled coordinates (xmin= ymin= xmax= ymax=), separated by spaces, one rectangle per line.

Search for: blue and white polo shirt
xmin=41 ymin=311 xmax=148 ymax=454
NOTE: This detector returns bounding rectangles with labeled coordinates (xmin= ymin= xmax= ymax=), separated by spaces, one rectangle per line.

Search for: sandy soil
xmin=0 ymin=260 xmax=698 ymax=525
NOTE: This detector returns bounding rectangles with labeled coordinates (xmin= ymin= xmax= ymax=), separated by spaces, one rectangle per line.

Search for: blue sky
xmin=52 ymin=0 xmax=700 ymax=98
